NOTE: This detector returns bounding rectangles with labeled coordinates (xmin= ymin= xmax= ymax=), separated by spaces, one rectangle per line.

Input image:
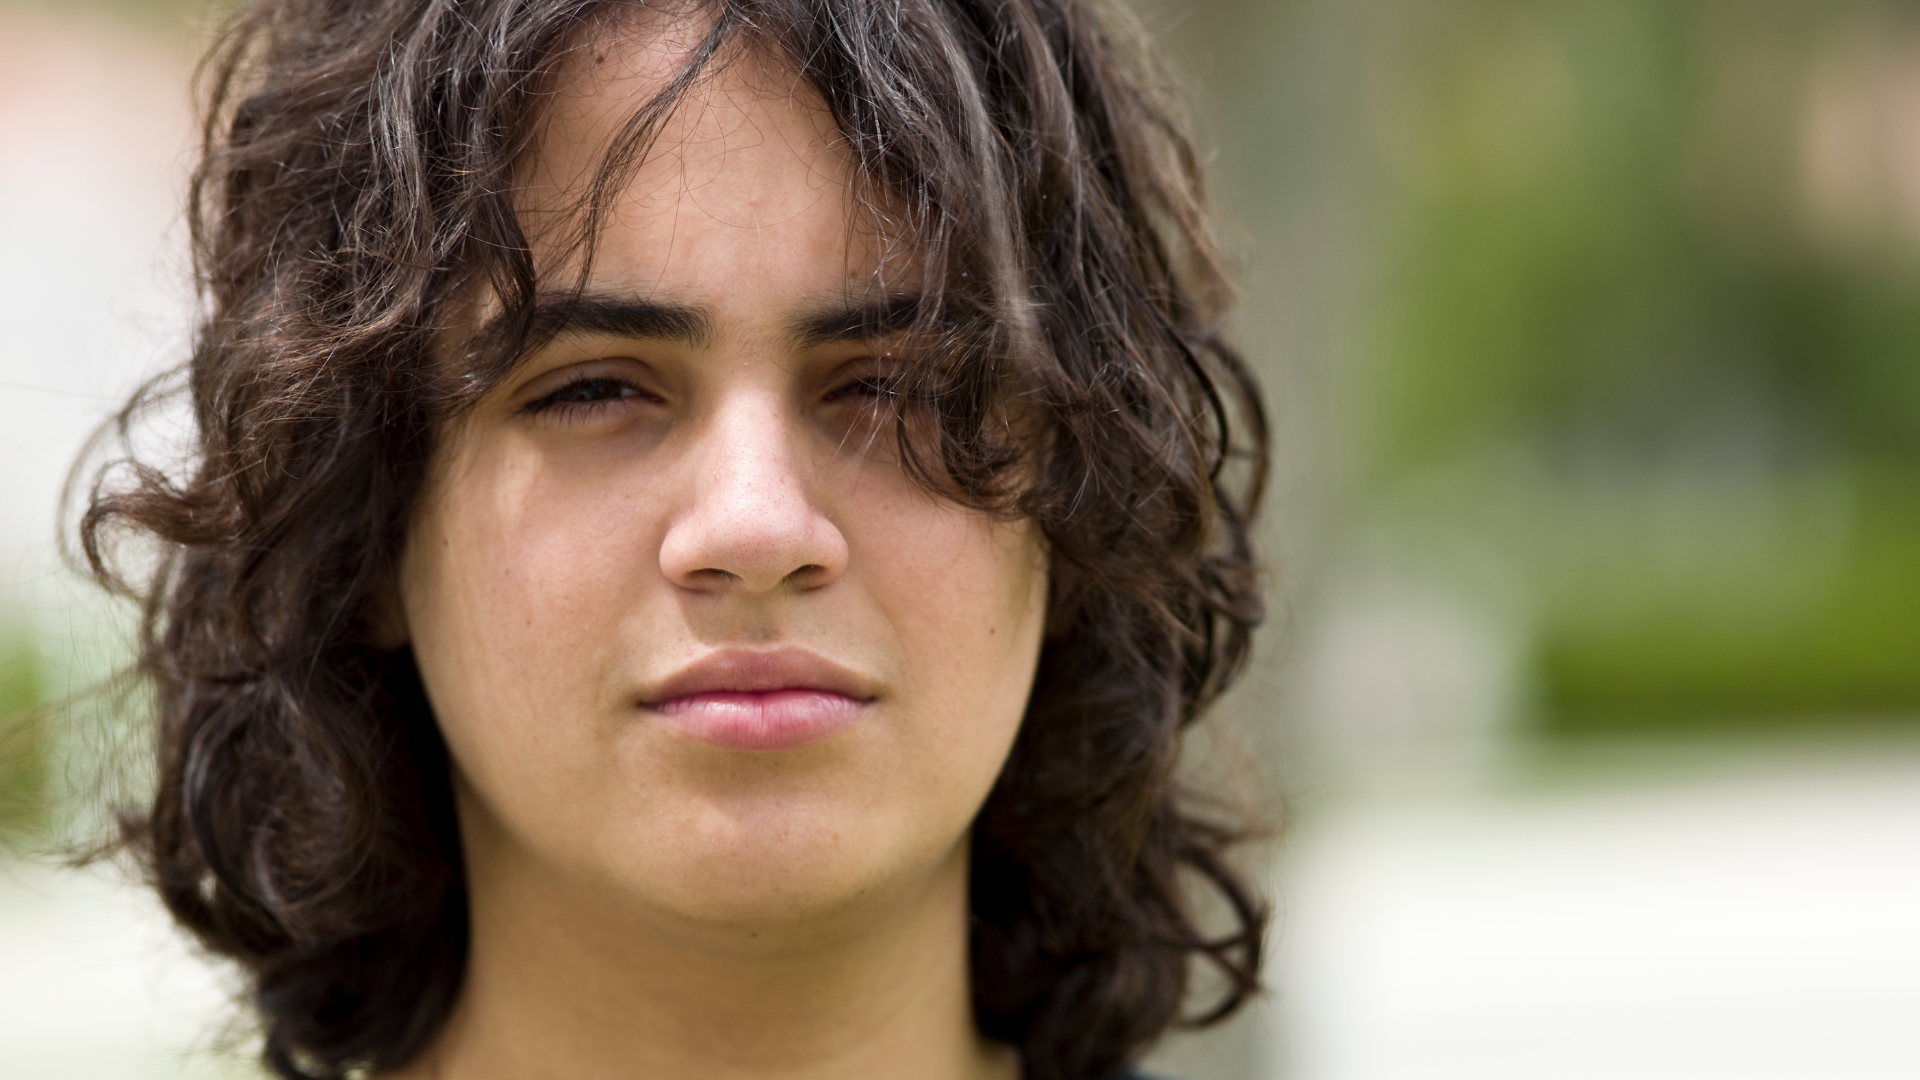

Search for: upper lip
xmin=641 ymin=646 xmax=878 ymax=706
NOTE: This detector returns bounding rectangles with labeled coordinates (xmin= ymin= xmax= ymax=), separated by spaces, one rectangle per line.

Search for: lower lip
xmin=650 ymin=690 xmax=868 ymax=751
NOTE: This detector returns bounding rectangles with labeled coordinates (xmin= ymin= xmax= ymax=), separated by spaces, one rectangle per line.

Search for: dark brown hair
xmin=79 ymin=1 xmax=1270 ymax=1077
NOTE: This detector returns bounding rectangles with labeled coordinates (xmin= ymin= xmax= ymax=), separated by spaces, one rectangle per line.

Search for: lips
xmin=642 ymin=646 xmax=875 ymax=751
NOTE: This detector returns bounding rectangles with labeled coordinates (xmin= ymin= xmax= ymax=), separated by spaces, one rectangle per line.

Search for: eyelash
xmin=823 ymin=374 xmax=900 ymax=402
xmin=518 ymin=370 xmax=900 ymax=422
xmin=519 ymin=376 xmax=651 ymax=420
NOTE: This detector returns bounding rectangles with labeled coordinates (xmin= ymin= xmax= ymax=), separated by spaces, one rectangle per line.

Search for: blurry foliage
xmin=0 ymin=634 xmax=49 ymax=844
xmin=1538 ymin=463 xmax=1920 ymax=732
xmin=1360 ymin=0 xmax=1920 ymax=733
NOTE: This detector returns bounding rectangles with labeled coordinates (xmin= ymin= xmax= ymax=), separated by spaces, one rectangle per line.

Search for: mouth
xmin=641 ymin=646 xmax=875 ymax=752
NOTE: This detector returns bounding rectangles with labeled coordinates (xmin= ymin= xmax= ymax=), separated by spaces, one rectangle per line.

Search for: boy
xmin=82 ymin=1 xmax=1269 ymax=1077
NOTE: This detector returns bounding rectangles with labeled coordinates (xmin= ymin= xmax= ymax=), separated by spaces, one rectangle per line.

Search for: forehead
xmin=515 ymin=16 xmax=907 ymax=318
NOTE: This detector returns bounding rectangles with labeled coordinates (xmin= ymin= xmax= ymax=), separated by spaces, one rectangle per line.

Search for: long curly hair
xmin=78 ymin=1 xmax=1271 ymax=1077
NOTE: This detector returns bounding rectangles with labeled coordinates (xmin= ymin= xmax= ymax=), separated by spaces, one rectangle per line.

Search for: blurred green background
xmin=1148 ymin=0 xmax=1920 ymax=746
xmin=0 ymin=634 xmax=46 ymax=843
xmin=1352 ymin=0 xmax=1920 ymax=737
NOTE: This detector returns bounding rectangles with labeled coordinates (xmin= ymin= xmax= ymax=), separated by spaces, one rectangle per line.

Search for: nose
xmin=658 ymin=391 xmax=849 ymax=594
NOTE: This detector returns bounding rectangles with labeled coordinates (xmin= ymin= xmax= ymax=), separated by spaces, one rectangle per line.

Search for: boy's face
xmin=398 ymin=31 xmax=1047 ymax=936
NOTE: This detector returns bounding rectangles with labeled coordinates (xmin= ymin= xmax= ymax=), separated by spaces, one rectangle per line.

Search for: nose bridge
xmin=660 ymin=384 xmax=846 ymax=593
xmin=707 ymin=388 xmax=808 ymax=530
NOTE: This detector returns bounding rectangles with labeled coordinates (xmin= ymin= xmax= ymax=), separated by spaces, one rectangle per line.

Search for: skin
xmin=390 ymin=19 xmax=1041 ymax=1080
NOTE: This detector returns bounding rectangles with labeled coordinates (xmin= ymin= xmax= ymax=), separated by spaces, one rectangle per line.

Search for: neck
xmin=391 ymin=821 xmax=1014 ymax=1080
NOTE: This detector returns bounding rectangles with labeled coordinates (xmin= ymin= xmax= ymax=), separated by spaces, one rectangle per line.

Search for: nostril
xmin=783 ymin=563 xmax=833 ymax=588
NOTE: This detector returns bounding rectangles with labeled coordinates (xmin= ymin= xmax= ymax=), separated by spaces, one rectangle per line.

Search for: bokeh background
xmin=4 ymin=0 xmax=1919 ymax=1077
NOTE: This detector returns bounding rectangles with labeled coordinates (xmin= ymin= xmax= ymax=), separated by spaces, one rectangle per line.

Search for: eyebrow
xmin=493 ymin=291 xmax=933 ymax=354
xmin=516 ymin=294 xmax=716 ymax=349
xmin=789 ymin=293 xmax=931 ymax=349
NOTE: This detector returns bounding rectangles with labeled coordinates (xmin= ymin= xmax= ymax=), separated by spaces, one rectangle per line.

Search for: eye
xmin=519 ymin=375 xmax=655 ymax=420
xmin=823 ymin=372 xmax=901 ymax=403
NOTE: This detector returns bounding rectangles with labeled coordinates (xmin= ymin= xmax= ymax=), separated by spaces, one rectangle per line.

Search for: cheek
xmin=399 ymin=444 xmax=656 ymax=782
xmin=859 ymin=494 xmax=1048 ymax=770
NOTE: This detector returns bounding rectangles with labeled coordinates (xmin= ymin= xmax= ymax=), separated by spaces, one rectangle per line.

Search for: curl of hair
xmin=79 ymin=1 xmax=1271 ymax=1078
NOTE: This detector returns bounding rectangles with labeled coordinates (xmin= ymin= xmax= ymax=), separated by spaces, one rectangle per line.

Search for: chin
xmin=608 ymin=797 xmax=962 ymax=934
